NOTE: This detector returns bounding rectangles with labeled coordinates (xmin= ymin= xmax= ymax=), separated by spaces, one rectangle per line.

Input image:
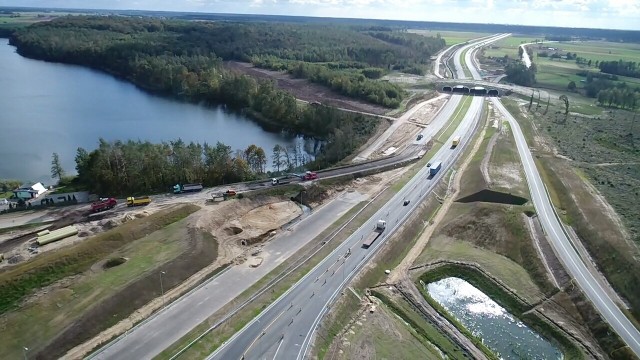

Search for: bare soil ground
xmin=225 ymin=61 xmax=388 ymax=115
xmin=1 ymin=191 xmax=306 ymax=360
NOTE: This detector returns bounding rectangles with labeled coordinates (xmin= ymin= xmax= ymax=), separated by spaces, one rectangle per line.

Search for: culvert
xmin=456 ymin=189 xmax=528 ymax=205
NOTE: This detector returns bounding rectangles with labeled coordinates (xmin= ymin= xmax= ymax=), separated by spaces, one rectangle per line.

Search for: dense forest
xmin=9 ymin=16 xmax=445 ymax=108
xmin=9 ymin=16 xmax=382 ymax=194
xmin=598 ymin=60 xmax=640 ymax=79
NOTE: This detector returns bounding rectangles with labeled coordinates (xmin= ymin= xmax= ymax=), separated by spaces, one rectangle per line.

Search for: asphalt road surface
xmin=208 ymin=35 xmax=504 ymax=360
xmin=492 ymin=98 xmax=640 ymax=356
xmin=88 ymin=190 xmax=367 ymax=360
xmin=209 ymin=93 xmax=485 ymax=360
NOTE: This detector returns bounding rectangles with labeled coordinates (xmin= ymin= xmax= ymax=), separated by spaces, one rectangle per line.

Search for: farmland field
xmin=482 ymin=36 xmax=541 ymax=59
xmin=409 ymin=29 xmax=491 ymax=45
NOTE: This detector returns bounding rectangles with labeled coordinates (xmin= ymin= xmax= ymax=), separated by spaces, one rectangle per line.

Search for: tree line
xmin=71 ymin=131 xmax=368 ymax=196
xmin=596 ymin=86 xmax=640 ymax=109
xmin=599 ymin=60 xmax=640 ymax=79
xmin=251 ymin=56 xmax=404 ymax=108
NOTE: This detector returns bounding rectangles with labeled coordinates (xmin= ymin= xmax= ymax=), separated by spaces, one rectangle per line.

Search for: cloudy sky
xmin=1 ymin=0 xmax=639 ymax=30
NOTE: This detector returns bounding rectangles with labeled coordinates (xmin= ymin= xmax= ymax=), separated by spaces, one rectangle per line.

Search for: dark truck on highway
xmin=362 ymin=220 xmax=387 ymax=248
xmin=429 ymin=161 xmax=442 ymax=176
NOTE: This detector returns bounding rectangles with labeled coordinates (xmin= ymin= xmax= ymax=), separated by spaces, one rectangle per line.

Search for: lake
xmin=0 ymin=38 xmax=303 ymax=183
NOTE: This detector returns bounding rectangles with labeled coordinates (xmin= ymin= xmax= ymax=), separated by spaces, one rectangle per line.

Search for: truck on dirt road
xmin=271 ymin=177 xmax=292 ymax=186
xmin=173 ymin=183 xmax=204 ymax=194
xmin=429 ymin=161 xmax=442 ymax=176
xmin=126 ymin=196 xmax=151 ymax=207
xmin=362 ymin=220 xmax=386 ymax=248
xmin=91 ymin=198 xmax=117 ymax=213
xmin=302 ymin=171 xmax=318 ymax=181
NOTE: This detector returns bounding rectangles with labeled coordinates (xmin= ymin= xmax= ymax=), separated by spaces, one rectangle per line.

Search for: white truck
xmin=362 ymin=220 xmax=386 ymax=248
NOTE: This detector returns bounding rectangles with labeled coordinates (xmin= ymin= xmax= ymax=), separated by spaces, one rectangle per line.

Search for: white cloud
xmin=0 ymin=0 xmax=637 ymax=29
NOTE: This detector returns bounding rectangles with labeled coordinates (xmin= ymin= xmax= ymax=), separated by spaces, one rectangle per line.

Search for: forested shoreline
xmin=9 ymin=16 xmax=393 ymax=195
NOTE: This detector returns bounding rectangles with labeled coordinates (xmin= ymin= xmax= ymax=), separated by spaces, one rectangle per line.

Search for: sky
xmin=1 ymin=0 xmax=639 ymax=30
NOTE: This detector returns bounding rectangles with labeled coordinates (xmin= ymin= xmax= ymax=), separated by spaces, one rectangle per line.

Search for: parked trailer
xmin=173 ymin=183 xmax=203 ymax=194
xmin=37 ymin=226 xmax=78 ymax=246
xmin=362 ymin=220 xmax=386 ymax=248
xmin=429 ymin=161 xmax=442 ymax=176
xmin=126 ymin=196 xmax=151 ymax=207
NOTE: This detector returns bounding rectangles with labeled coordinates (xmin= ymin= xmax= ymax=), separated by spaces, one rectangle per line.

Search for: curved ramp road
xmin=491 ymin=99 xmax=640 ymax=355
xmin=481 ymin=36 xmax=640 ymax=355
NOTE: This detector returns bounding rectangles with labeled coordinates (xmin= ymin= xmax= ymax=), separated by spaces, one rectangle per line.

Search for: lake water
xmin=0 ymin=38 xmax=302 ymax=183
xmin=426 ymin=277 xmax=562 ymax=360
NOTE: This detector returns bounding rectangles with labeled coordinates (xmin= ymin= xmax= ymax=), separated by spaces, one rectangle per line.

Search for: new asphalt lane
xmin=209 ymin=94 xmax=485 ymax=360
xmin=208 ymin=35 xmax=506 ymax=360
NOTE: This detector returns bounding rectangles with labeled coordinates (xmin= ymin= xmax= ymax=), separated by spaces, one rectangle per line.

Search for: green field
xmin=530 ymin=42 xmax=640 ymax=92
xmin=547 ymin=41 xmax=640 ymax=63
xmin=482 ymin=36 xmax=541 ymax=59
xmin=409 ymin=30 xmax=490 ymax=46
xmin=0 ymin=205 xmax=204 ymax=359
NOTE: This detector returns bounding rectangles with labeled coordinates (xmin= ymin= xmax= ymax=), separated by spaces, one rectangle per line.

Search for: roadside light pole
xmin=160 ymin=271 xmax=166 ymax=308
xmin=23 ymin=347 xmax=28 ymax=360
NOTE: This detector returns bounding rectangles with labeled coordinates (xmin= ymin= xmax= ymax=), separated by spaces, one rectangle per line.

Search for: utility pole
xmin=160 ymin=271 xmax=166 ymax=308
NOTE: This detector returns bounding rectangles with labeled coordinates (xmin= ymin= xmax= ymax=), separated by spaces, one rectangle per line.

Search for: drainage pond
xmin=426 ymin=277 xmax=562 ymax=360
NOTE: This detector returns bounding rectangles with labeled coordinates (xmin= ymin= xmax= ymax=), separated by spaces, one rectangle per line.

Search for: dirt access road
xmin=225 ymin=61 xmax=389 ymax=115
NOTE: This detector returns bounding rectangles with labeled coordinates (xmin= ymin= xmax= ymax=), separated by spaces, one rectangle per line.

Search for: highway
xmin=208 ymin=35 xmax=507 ymax=360
xmin=85 ymin=36 xmax=490 ymax=360
xmin=209 ymin=96 xmax=484 ymax=360
xmin=490 ymin=96 xmax=640 ymax=355
xmin=452 ymin=32 xmax=640 ymax=355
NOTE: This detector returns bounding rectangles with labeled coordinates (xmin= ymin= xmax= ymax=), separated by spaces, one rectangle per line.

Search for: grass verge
xmin=316 ymin=178 xmax=449 ymax=358
xmin=0 ymin=204 xmax=199 ymax=314
xmin=370 ymin=290 xmax=468 ymax=359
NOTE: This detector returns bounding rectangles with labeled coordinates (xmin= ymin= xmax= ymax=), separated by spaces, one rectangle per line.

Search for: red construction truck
xmin=91 ymin=198 xmax=117 ymax=213
xmin=302 ymin=171 xmax=318 ymax=181
xmin=362 ymin=220 xmax=386 ymax=248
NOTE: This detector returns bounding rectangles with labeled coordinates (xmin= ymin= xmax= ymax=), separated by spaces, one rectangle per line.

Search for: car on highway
xmin=403 ymin=199 xmax=410 ymax=206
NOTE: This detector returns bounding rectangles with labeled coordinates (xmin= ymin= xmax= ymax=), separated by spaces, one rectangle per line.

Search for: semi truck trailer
xmin=271 ymin=177 xmax=292 ymax=186
xmin=173 ymin=183 xmax=203 ymax=194
xmin=362 ymin=220 xmax=387 ymax=248
xmin=429 ymin=161 xmax=442 ymax=176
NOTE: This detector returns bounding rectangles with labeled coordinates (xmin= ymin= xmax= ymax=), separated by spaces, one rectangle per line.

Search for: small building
xmin=13 ymin=182 xmax=47 ymax=200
